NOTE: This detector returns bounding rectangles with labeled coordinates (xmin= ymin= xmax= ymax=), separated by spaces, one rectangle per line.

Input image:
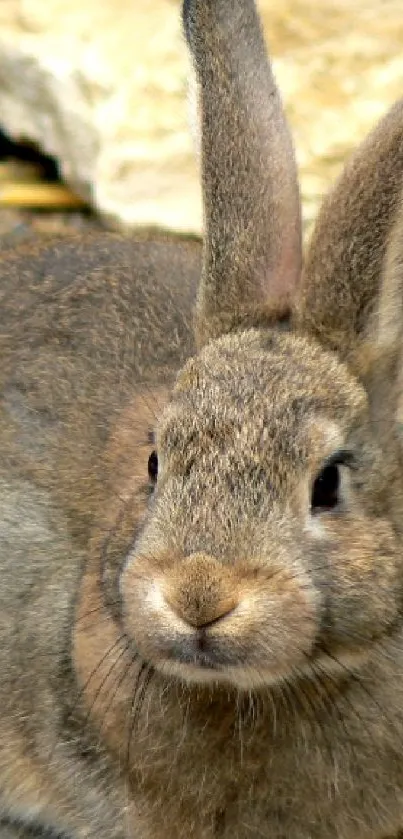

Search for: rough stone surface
xmin=0 ymin=0 xmax=402 ymax=234
xmin=0 ymin=0 xmax=199 ymax=232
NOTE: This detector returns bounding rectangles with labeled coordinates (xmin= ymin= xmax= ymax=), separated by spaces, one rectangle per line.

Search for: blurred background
xmin=0 ymin=0 xmax=402 ymax=243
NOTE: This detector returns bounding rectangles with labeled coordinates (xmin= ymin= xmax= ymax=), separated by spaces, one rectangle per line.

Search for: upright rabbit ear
xmin=372 ymin=199 xmax=403 ymax=437
xmin=182 ymin=0 xmax=302 ymax=347
xmin=297 ymin=100 xmax=403 ymax=435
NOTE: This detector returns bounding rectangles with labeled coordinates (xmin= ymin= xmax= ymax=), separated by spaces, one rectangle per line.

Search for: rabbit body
xmin=0 ymin=233 xmax=199 ymax=838
xmin=1 ymin=1 xmax=403 ymax=838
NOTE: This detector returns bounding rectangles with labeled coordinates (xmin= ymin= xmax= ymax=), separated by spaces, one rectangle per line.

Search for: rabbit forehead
xmin=161 ymin=328 xmax=366 ymax=456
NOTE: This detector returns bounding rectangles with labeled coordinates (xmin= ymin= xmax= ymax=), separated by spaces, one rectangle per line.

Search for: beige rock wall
xmin=0 ymin=0 xmax=402 ymax=234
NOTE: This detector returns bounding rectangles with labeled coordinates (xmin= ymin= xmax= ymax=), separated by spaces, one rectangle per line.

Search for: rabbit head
xmin=87 ymin=0 xmax=403 ymax=699
xmin=117 ymin=0 xmax=403 ymax=694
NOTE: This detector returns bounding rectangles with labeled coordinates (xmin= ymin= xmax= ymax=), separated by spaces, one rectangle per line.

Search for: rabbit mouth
xmin=141 ymin=628 xmax=268 ymax=688
xmin=163 ymin=630 xmax=243 ymax=674
xmin=173 ymin=648 xmax=222 ymax=670
xmin=153 ymin=631 xmax=311 ymax=689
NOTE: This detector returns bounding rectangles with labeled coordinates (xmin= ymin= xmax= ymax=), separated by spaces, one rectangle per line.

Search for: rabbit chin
xmin=154 ymin=646 xmax=371 ymax=691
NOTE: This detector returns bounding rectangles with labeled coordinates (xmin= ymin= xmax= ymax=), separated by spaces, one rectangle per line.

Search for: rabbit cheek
xmin=229 ymin=570 xmax=321 ymax=688
xmin=308 ymin=517 xmax=401 ymax=655
xmin=72 ymin=390 xmax=169 ymax=741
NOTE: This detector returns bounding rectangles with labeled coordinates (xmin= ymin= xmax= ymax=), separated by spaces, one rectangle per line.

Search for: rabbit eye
xmin=311 ymin=463 xmax=340 ymax=512
xmin=148 ymin=450 xmax=158 ymax=484
xmin=310 ymin=450 xmax=355 ymax=514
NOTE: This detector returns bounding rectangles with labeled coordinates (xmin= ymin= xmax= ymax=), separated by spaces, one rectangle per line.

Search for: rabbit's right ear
xmin=183 ymin=0 xmax=302 ymax=347
xmin=297 ymin=100 xmax=403 ymax=439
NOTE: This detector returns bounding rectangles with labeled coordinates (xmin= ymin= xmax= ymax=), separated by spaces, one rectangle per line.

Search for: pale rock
xmin=0 ymin=0 xmax=202 ymax=232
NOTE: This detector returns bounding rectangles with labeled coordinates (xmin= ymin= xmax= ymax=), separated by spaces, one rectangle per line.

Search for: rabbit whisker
xmin=125 ymin=661 xmax=155 ymax=772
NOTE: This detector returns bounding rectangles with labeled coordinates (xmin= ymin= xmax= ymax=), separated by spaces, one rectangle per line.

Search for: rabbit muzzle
xmin=120 ymin=548 xmax=321 ymax=689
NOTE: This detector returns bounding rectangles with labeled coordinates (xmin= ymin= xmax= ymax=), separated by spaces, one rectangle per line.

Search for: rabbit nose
xmin=164 ymin=553 xmax=238 ymax=629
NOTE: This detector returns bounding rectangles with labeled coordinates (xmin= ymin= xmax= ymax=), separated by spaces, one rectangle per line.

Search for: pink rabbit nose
xmin=163 ymin=552 xmax=238 ymax=629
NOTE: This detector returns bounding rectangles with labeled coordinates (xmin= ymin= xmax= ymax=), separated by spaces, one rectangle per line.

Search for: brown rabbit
xmin=1 ymin=0 xmax=403 ymax=837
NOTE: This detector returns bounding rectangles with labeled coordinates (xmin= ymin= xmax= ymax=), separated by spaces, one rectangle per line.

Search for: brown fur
xmin=1 ymin=1 xmax=403 ymax=837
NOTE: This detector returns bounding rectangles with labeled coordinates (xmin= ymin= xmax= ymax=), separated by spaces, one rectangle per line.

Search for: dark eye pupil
xmin=148 ymin=450 xmax=158 ymax=483
xmin=311 ymin=464 xmax=339 ymax=512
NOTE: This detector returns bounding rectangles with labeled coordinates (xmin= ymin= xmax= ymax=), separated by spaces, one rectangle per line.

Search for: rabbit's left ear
xmin=183 ymin=0 xmax=302 ymax=347
xmin=297 ymin=100 xmax=403 ymax=436
xmin=369 ymin=199 xmax=403 ymax=436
